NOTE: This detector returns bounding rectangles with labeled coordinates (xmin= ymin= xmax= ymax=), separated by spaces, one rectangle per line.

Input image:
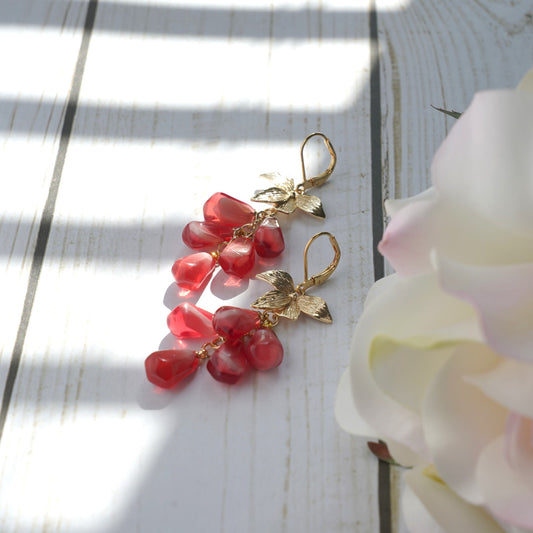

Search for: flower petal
xmin=477 ymin=433 xmax=533 ymax=530
xmin=335 ymin=369 xmax=375 ymax=436
xmin=380 ymin=186 xmax=533 ymax=276
xmin=437 ymin=256 xmax=533 ymax=363
xmin=346 ymin=273 xmax=481 ymax=459
xmin=423 ymin=343 xmax=506 ymax=504
xmin=466 ymin=358 xmax=533 ymax=420
xmin=432 ymin=90 xmax=533 ymax=235
xmin=403 ymin=466 xmax=504 ymax=533
xmin=370 ymin=336 xmax=454 ymax=414
xmin=517 ymin=67 xmax=533 ymax=93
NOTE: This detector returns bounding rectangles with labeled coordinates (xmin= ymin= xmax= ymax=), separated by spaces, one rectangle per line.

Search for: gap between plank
xmin=0 ymin=0 xmax=99 ymax=442
xmin=369 ymin=2 xmax=392 ymax=533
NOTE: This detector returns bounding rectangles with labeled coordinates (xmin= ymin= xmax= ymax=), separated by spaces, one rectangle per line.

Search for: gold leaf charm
xmin=298 ymin=295 xmax=332 ymax=323
xmin=251 ymin=177 xmax=325 ymax=218
xmin=295 ymin=193 xmax=325 ymax=219
xmin=251 ymin=269 xmax=330 ymax=322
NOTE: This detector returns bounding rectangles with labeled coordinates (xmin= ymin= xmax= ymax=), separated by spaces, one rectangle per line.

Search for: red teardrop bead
xmin=254 ymin=217 xmax=285 ymax=258
xmin=218 ymin=237 xmax=255 ymax=277
xmin=203 ymin=192 xmax=255 ymax=227
xmin=167 ymin=303 xmax=215 ymax=339
xmin=182 ymin=221 xmax=233 ymax=250
xmin=212 ymin=306 xmax=261 ymax=339
xmin=243 ymin=328 xmax=284 ymax=370
xmin=171 ymin=252 xmax=215 ymax=291
xmin=206 ymin=340 xmax=248 ymax=384
xmin=145 ymin=349 xmax=199 ymax=388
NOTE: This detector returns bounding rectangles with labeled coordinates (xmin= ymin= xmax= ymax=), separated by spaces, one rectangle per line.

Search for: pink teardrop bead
xmin=171 ymin=252 xmax=215 ymax=291
xmin=182 ymin=221 xmax=233 ymax=250
xmin=218 ymin=237 xmax=255 ymax=278
xmin=167 ymin=303 xmax=215 ymax=339
xmin=203 ymin=192 xmax=255 ymax=227
xmin=244 ymin=328 xmax=284 ymax=370
xmin=212 ymin=306 xmax=261 ymax=340
xmin=206 ymin=340 xmax=248 ymax=384
xmin=145 ymin=349 xmax=199 ymax=388
xmin=254 ymin=217 xmax=285 ymax=258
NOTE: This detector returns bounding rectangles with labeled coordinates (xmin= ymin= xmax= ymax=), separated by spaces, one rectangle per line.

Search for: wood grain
xmin=0 ymin=1 xmax=378 ymax=532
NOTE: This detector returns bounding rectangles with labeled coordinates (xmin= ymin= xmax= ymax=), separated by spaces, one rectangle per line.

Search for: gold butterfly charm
xmin=251 ymin=232 xmax=340 ymax=324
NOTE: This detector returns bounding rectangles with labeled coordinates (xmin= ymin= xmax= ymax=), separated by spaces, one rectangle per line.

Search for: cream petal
xmin=438 ymin=256 xmax=533 ymax=363
xmin=423 ymin=344 xmax=506 ymax=504
xmin=370 ymin=336 xmax=454 ymax=414
xmin=517 ymin=67 xmax=533 ymax=93
xmin=334 ymin=369 xmax=375 ymax=436
xmin=403 ymin=466 xmax=504 ymax=533
xmin=466 ymin=359 xmax=533 ymax=419
xmin=384 ymin=187 xmax=437 ymax=217
xmin=477 ymin=435 xmax=533 ymax=530
xmin=347 ymin=273 xmax=480 ymax=458
xmin=431 ymin=90 xmax=533 ymax=235
xmin=380 ymin=188 xmax=533 ymax=275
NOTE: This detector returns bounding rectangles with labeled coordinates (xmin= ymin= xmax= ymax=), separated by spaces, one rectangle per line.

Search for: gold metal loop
xmin=298 ymin=232 xmax=341 ymax=292
xmin=298 ymin=132 xmax=337 ymax=191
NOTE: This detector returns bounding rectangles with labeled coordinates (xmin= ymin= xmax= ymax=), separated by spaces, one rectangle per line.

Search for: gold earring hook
xmin=297 ymin=232 xmax=341 ymax=293
xmin=298 ymin=132 xmax=337 ymax=192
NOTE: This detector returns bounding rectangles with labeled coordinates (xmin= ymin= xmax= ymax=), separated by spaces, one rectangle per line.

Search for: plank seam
xmin=0 ymin=0 xmax=99 ymax=442
xmin=369 ymin=2 xmax=392 ymax=533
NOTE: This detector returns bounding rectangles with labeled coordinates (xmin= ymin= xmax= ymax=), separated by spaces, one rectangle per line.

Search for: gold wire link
xmin=195 ymin=336 xmax=226 ymax=360
xmin=297 ymin=132 xmax=337 ymax=192
xmin=260 ymin=311 xmax=280 ymax=329
xmin=232 ymin=208 xmax=277 ymax=239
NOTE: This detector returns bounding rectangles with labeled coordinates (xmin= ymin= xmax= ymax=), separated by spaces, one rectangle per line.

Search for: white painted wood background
xmin=0 ymin=1 xmax=530 ymax=532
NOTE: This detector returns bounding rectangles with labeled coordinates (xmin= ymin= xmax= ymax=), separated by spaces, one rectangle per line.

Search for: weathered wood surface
xmin=0 ymin=0 xmax=530 ymax=532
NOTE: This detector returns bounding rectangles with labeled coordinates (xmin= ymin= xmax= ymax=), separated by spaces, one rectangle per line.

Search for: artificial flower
xmin=336 ymin=67 xmax=533 ymax=532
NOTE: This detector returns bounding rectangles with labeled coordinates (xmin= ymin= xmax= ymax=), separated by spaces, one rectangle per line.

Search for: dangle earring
xmin=172 ymin=133 xmax=336 ymax=291
xmin=145 ymin=232 xmax=341 ymax=388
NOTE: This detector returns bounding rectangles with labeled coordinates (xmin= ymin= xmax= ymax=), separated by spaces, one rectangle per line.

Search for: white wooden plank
xmin=0 ymin=2 xmax=89 ymax=409
xmin=376 ymin=1 xmax=533 ymax=531
xmin=0 ymin=1 xmax=378 ymax=532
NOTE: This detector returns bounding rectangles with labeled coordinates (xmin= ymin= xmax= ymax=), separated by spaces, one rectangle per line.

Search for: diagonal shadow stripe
xmin=1 ymin=100 xmax=364 ymax=139
xmin=0 ymin=1 xmax=374 ymax=39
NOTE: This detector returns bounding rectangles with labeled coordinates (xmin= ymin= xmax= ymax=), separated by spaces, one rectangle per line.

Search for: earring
xmin=145 ymin=232 xmax=341 ymax=388
xmin=172 ymin=133 xmax=336 ymax=291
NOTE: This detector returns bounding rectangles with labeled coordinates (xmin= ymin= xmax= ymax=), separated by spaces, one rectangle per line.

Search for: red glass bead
xmin=182 ymin=221 xmax=233 ymax=250
xmin=206 ymin=340 xmax=248 ymax=384
xmin=254 ymin=216 xmax=285 ymax=258
xmin=218 ymin=237 xmax=255 ymax=277
xmin=171 ymin=252 xmax=215 ymax=291
xmin=203 ymin=192 xmax=255 ymax=227
xmin=212 ymin=306 xmax=261 ymax=340
xmin=243 ymin=328 xmax=284 ymax=371
xmin=167 ymin=303 xmax=215 ymax=339
xmin=145 ymin=349 xmax=199 ymax=388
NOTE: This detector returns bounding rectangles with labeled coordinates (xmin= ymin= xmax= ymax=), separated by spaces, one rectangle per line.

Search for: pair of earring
xmin=145 ymin=133 xmax=341 ymax=389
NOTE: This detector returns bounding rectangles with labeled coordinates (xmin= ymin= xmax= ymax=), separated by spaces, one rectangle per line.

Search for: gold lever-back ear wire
xmin=297 ymin=232 xmax=341 ymax=293
xmin=252 ymin=231 xmax=341 ymax=323
xmin=298 ymin=132 xmax=337 ymax=192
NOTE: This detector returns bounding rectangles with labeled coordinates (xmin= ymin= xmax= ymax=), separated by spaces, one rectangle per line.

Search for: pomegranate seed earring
xmin=145 ymin=232 xmax=341 ymax=388
xmin=172 ymin=133 xmax=336 ymax=291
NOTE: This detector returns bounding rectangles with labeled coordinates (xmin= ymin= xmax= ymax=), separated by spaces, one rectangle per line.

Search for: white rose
xmin=336 ymin=68 xmax=533 ymax=532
